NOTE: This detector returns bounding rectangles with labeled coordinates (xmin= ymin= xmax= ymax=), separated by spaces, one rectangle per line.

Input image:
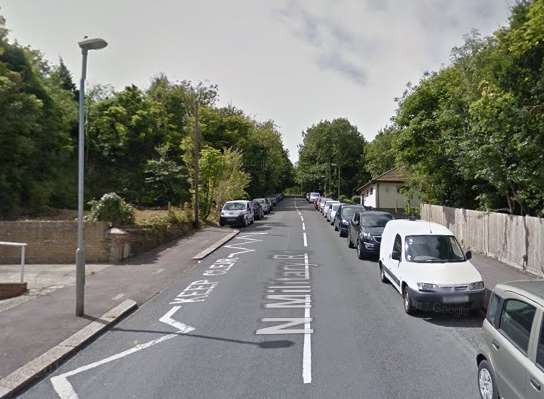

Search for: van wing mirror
xmin=465 ymin=250 xmax=472 ymax=260
xmin=392 ymin=250 xmax=401 ymax=261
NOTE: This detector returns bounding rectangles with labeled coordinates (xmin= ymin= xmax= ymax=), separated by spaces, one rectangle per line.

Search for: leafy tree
xmin=364 ymin=126 xmax=398 ymax=178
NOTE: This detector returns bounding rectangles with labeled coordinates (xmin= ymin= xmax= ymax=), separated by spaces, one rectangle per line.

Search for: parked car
xmin=334 ymin=204 xmax=365 ymax=237
xmin=220 ymin=200 xmax=254 ymax=227
xmin=309 ymin=192 xmax=320 ymax=203
xmin=322 ymin=200 xmax=338 ymax=216
xmin=328 ymin=203 xmax=342 ymax=224
xmin=477 ymin=280 xmax=544 ymax=399
xmin=252 ymin=200 xmax=264 ymax=220
xmin=379 ymin=220 xmax=484 ymax=314
xmin=269 ymin=196 xmax=277 ymax=207
xmin=254 ymin=198 xmax=271 ymax=214
xmin=347 ymin=211 xmax=393 ymax=259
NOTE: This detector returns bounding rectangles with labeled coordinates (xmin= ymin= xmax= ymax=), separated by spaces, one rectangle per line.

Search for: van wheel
xmin=403 ymin=286 xmax=416 ymax=315
xmin=478 ymin=360 xmax=498 ymax=399
xmin=380 ymin=264 xmax=388 ymax=283
xmin=242 ymin=217 xmax=247 ymax=228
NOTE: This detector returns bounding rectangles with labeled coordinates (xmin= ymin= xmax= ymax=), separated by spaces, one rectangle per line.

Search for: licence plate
xmin=443 ymin=295 xmax=469 ymax=304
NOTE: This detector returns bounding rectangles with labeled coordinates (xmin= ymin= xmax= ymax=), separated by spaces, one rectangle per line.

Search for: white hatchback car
xmin=379 ymin=220 xmax=485 ymax=314
xmin=219 ymin=200 xmax=254 ymax=227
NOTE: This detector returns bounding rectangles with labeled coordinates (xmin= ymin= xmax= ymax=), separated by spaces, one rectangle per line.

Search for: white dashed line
xmin=302 ymin=222 xmax=306 ymax=231
xmin=112 ymin=293 xmax=124 ymax=301
xmin=303 ymin=232 xmax=308 ymax=247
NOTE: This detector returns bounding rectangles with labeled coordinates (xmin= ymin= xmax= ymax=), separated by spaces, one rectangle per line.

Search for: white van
xmin=379 ymin=220 xmax=484 ymax=314
xmin=219 ymin=200 xmax=254 ymax=227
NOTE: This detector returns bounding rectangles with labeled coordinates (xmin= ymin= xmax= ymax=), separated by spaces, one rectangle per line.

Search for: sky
xmin=2 ymin=0 xmax=512 ymax=163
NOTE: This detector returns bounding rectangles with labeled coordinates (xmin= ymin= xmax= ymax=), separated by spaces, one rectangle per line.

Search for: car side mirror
xmin=392 ymin=250 xmax=401 ymax=261
xmin=465 ymin=250 xmax=472 ymax=260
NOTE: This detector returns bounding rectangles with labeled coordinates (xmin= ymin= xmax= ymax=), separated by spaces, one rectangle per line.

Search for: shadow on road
xmin=110 ymin=326 xmax=295 ymax=349
xmin=419 ymin=312 xmax=485 ymax=328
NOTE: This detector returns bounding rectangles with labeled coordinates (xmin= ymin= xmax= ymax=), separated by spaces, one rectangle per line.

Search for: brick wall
xmin=0 ymin=221 xmax=110 ymax=264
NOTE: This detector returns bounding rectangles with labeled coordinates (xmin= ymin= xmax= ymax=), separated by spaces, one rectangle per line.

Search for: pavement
xmin=3 ymin=199 xmax=539 ymax=399
xmin=0 ymin=226 xmax=236 ymax=382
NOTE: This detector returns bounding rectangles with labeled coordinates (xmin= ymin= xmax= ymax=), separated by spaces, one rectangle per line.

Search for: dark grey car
xmin=347 ymin=211 xmax=393 ymax=259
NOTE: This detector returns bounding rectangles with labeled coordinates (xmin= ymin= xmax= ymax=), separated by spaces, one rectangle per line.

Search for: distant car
xmin=220 ymin=200 xmax=254 ymax=227
xmin=254 ymin=198 xmax=271 ymax=214
xmin=305 ymin=192 xmax=310 ymax=202
xmin=477 ymin=280 xmax=544 ymax=399
xmin=379 ymin=220 xmax=484 ymax=314
xmin=269 ymin=196 xmax=277 ymax=207
xmin=328 ymin=203 xmax=342 ymax=224
xmin=309 ymin=192 xmax=320 ymax=203
xmin=347 ymin=211 xmax=393 ymax=259
xmin=334 ymin=204 xmax=365 ymax=237
xmin=251 ymin=200 xmax=264 ymax=220
xmin=323 ymin=200 xmax=339 ymax=217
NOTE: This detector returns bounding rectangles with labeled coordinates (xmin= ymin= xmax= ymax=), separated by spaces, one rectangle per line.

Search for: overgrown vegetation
xmin=87 ymin=193 xmax=135 ymax=226
xmin=0 ymin=18 xmax=294 ymax=219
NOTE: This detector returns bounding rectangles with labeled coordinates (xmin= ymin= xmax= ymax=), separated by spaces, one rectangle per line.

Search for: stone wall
xmin=421 ymin=204 xmax=544 ymax=276
xmin=0 ymin=221 xmax=110 ymax=264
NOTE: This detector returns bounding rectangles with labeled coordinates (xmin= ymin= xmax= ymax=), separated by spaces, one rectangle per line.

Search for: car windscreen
xmin=256 ymin=199 xmax=266 ymax=204
xmin=361 ymin=214 xmax=392 ymax=227
xmin=405 ymin=235 xmax=465 ymax=263
xmin=223 ymin=202 xmax=246 ymax=210
xmin=332 ymin=204 xmax=340 ymax=211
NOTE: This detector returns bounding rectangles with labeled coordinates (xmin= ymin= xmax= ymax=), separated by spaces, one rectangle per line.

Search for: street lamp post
xmin=76 ymin=37 xmax=108 ymax=317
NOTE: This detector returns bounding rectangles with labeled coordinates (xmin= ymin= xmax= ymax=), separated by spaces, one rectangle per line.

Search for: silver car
xmin=477 ymin=280 xmax=544 ymax=399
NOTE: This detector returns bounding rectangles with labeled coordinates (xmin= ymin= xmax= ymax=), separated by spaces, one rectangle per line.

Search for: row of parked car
xmin=219 ymin=194 xmax=284 ymax=227
xmin=307 ymin=192 xmax=544 ymax=399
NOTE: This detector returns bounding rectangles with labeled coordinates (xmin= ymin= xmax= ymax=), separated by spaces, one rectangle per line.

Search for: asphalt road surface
xmin=19 ymin=198 xmax=484 ymax=399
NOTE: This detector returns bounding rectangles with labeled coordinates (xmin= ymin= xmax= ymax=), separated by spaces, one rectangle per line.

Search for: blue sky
xmin=2 ymin=0 xmax=512 ymax=162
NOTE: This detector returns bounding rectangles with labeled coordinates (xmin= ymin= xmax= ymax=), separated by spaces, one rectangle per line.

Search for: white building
xmin=357 ymin=167 xmax=419 ymax=213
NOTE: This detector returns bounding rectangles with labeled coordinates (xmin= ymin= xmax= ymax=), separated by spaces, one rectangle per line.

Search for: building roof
xmin=357 ymin=167 xmax=408 ymax=193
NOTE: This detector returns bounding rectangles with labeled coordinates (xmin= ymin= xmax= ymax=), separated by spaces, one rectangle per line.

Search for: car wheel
xmin=403 ymin=285 xmax=416 ymax=315
xmin=334 ymin=224 xmax=338 ymax=231
xmin=348 ymin=232 xmax=354 ymax=248
xmin=242 ymin=217 xmax=247 ymax=228
xmin=379 ymin=264 xmax=388 ymax=283
xmin=478 ymin=360 xmax=498 ymax=399
xmin=357 ymin=240 xmax=365 ymax=259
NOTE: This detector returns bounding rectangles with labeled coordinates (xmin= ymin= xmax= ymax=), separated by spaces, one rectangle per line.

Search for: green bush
xmin=88 ymin=193 xmax=135 ymax=226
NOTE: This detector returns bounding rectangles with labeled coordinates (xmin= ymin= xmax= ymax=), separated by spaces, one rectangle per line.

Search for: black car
xmin=347 ymin=211 xmax=393 ymax=259
xmin=334 ymin=204 xmax=365 ymax=237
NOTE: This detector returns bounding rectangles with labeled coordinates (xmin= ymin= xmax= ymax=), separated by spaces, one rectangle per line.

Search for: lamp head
xmin=78 ymin=37 xmax=108 ymax=51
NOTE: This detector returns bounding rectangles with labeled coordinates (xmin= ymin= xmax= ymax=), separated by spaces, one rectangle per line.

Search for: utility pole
xmin=193 ymin=101 xmax=201 ymax=228
xmin=337 ymin=165 xmax=341 ymax=199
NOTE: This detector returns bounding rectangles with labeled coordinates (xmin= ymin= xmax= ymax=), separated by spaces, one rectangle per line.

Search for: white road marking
xmin=300 ymin=216 xmax=304 ymax=222
xmin=112 ymin=293 xmax=124 ymax=301
xmin=303 ymin=253 xmax=312 ymax=384
xmin=153 ymin=268 xmax=165 ymax=274
xmin=303 ymin=232 xmax=308 ymax=247
xmin=51 ymin=333 xmax=178 ymax=399
xmin=302 ymin=222 xmax=306 ymax=231
xmin=159 ymin=306 xmax=196 ymax=333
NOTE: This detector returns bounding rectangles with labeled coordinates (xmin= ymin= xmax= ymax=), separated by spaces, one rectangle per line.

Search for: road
xmin=19 ymin=198 xmax=484 ymax=399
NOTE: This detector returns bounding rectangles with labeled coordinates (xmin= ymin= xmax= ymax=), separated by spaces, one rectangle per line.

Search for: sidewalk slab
xmin=0 ymin=226 xmax=234 ymax=380
xmin=0 ymin=300 xmax=136 ymax=399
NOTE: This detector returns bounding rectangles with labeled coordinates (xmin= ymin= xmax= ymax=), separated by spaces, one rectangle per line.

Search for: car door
xmin=384 ymin=234 xmax=402 ymax=290
xmin=350 ymin=212 xmax=360 ymax=244
xmin=493 ymin=295 xmax=537 ymax=399
xmin=526 ymin=309 xmax=544 ymax=399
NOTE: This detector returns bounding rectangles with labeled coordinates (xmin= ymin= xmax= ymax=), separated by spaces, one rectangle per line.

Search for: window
xmin=361 ymin=214 xmax=393 ymax=228
xmin=370 ymin=187 xmax=374 ymax=195
xmin=354 ymin=212 xmax=360 ymax=222
xmin=537 ymin=320 xmax=544 ymax=369
xmin=486 ymin=293 xmax=501 ymax=327
xmin=499 ymin=299 xmax=536 ymax=353
xmin=404 ymin=235 xmax=465 ymax=263
xmin=393 ymin=234 xmax=402 ymax=254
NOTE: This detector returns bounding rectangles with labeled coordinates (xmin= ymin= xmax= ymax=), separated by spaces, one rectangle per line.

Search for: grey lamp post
xmin=76 ymin=37 xmax=108 ymax=316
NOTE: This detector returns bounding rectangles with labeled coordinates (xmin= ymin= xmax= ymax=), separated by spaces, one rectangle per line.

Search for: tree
xmin=297 ymin=118 xmax=367 ymax=197
xmin=364 ymin=126 xmax=398 ymax=178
